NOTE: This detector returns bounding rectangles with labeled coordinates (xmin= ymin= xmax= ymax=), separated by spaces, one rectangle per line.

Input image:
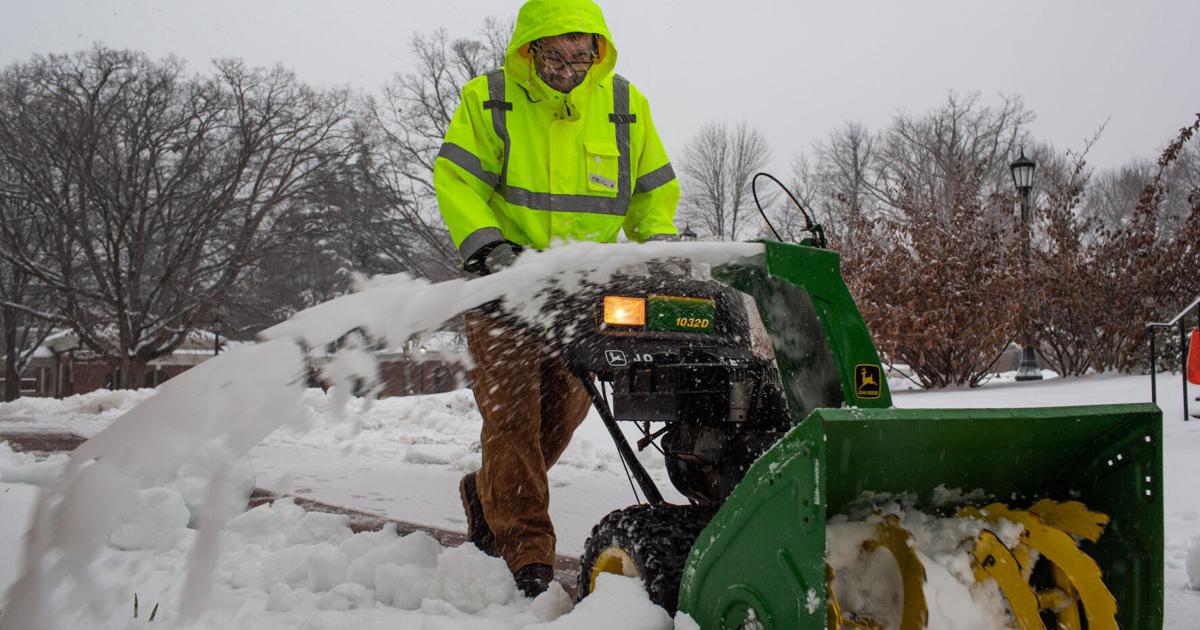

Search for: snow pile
xmin=527 ymin=574 xmax=672 ymax=630
xmin=1 ymin=340 xmax=308 ymax=629
xmin=16 ymin=482 xmax=679 ymax=627
xmin=827 ymin=504 xmax=1018 ymax=629
xmin=108 ymin=487 xmax=192 ymax=551
xmin=0 ymin=389 xmax=155 ymax=436
xmin=226 ymin=498 xmax=480 ymax=613
xmin=0 ymin=440 xmax=689 ymax=629
xmin=0 ymin=482 xmax=38 ymax=604
xmin=426 ymin=544 xmax=516 ymax=613
xmin=0 ymin=442 xmax=69 ymax=485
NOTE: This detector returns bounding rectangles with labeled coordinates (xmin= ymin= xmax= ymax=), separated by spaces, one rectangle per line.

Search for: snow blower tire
xmin=578 ymin=504 xmax=712 ymax=614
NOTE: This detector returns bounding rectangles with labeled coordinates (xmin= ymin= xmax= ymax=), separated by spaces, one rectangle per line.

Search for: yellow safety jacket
xmin=434 ymin=0 xmax=680 ymax=267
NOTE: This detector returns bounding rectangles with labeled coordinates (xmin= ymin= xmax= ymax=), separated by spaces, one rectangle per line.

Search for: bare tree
xmin=0 ymin=48 xmax=355 ymax=387
xmin=765 ymin=156 xmax=819 ymax=243
xmin=1084 ymin=143 xmax=1198 ymax=233
xmin=360 ymin=17 xmax=511 ymax=279
xmin=678 ymin=122 xmax=772 ymax=241
xmin=813 ymin=122 xmax=877 ymax=244
xmin=869 ymin=93 xmax=1034 ymax=227
xmin=1081 ymin=161 xmax=1154 ymax=228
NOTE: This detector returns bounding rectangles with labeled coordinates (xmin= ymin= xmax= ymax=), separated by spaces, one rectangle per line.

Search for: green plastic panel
xmin=676 ymin=417 xmax=827 ymax=629
xmin=715 ymin=241 xmax=892 ymax=421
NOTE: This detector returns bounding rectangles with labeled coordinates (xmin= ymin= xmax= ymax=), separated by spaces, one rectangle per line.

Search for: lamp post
xmin=680 ymin=224 xmax=697 ymax=241
xmin=1010 ymin=148 xmax=1042 ymax=382
xmin=212 ymin=314 xmax=223 ymax=356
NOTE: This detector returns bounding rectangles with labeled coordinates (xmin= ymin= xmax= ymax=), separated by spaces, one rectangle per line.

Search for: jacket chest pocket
xmin=583 ymin=140 xmax=620 ymax=195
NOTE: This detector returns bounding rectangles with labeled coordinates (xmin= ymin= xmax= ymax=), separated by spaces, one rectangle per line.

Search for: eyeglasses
xmin=532 ymin=47 xmax=596 ymax=73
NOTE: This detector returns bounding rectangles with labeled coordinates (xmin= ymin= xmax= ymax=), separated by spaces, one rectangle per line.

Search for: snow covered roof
xmin=35 ymin=327 xmax=242 ymax=361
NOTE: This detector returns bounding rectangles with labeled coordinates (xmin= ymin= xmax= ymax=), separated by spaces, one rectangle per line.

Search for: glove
xmin=484 ymin=242 xmax=518 ymax=273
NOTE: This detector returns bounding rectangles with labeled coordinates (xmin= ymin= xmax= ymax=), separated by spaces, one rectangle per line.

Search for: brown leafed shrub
xmin=842 ymin=171 xmax=1021 ymax=388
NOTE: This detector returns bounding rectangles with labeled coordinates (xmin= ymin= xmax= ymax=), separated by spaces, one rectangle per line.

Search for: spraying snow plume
xmin=0 ymin=241 xmax=762 ymax=629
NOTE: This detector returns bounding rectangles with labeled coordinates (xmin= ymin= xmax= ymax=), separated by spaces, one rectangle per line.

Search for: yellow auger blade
xmin=1046 ymin=565 xmax=1083 ymax=630
xmin=959 ymin=504 xmax=1117 ymax=630
xmin=1036 ymin=587 xmax=1071 ymax=611
xmin=971 ymin=530 xmax=1045 ymax=630
xmin=862 ymin=514 xmax=928 ymax=630
xmin=826 ymin=564 xmax=844 ymax=629
xmin=1028 ymin=499 xmax=1110 ymax=543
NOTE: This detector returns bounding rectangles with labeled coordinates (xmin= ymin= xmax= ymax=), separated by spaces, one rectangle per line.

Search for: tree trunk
xmin=119 ymin=356 xmax=149 ymax=390
xmin=3 ymin=306 xmax=21 ymax=401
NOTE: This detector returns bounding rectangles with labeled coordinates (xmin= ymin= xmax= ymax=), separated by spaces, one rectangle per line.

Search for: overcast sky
xmin=2 ymin=0 xmax=1198 ymax=174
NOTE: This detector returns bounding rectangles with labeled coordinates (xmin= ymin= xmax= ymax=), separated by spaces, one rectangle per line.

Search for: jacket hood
xmin=506 ymin=0 xmax=617 ymax=97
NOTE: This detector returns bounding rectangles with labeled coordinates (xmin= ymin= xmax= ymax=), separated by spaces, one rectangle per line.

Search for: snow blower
xmin=546 ymin=238 xmax=1162 ymax=629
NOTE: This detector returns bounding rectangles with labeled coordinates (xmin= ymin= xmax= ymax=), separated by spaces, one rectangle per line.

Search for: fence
xmin=1147 ymin=295 xmax=1200 ymax=420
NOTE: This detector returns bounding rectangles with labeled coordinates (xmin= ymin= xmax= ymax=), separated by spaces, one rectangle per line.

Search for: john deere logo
xmin=855 ymin=364 xmax=881 ymax=399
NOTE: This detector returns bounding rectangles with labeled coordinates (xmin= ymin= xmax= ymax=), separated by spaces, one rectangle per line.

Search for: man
xmin=433 ymin=0 xmax=680 ymax=597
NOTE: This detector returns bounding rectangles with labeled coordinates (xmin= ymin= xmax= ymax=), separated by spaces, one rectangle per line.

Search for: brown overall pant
xmin=464 ymin=310 xmax=593 ymax=572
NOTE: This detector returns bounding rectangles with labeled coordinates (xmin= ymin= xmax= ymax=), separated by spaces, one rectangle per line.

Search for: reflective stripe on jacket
xmin=434 ymin=0 xmax=680 ymax=265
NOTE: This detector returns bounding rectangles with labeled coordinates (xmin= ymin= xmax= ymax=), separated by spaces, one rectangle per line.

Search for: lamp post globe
xmin=1010 ymin=149 xmax=1036 ymax=222
xmin=1011 ymin=148 xmax=1042 ymax=381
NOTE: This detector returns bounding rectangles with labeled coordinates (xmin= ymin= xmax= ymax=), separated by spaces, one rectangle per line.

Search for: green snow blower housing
xmin=571 ymin=240 xmax=1162 ymax=629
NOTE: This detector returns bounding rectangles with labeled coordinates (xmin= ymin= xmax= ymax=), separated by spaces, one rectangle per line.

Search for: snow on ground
xmin=0 ymin=386 xmax=682 ymax=556
xmin=2 ymin=370 xmax=1199 ymax=627
xmin=250 ymin=388 xmax=684 ymax=556
xmin=0 ymin=441 xmax=676 ymax=629
xmin=0 ymin=483 xmax=38 ymax=601
xmin=0 ymin=460 xmax=662 ymax=628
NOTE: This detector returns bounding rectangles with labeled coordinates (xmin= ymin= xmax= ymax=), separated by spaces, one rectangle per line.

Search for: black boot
xmin=459 ymin=472 xmax=498 ymax=557
xmin=513 ymin=562 xmax=555 ymax=598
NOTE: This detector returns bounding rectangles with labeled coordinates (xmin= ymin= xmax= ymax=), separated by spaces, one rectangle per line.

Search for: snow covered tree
xmin=0 ymin=47 xmax=355 ymax=387
xmin=0 ymin=181 xmax=60 ymax=400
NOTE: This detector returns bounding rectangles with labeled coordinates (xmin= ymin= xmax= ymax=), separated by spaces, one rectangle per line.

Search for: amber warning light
xmin=603 ymin=296 xmax=646 ymax=327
